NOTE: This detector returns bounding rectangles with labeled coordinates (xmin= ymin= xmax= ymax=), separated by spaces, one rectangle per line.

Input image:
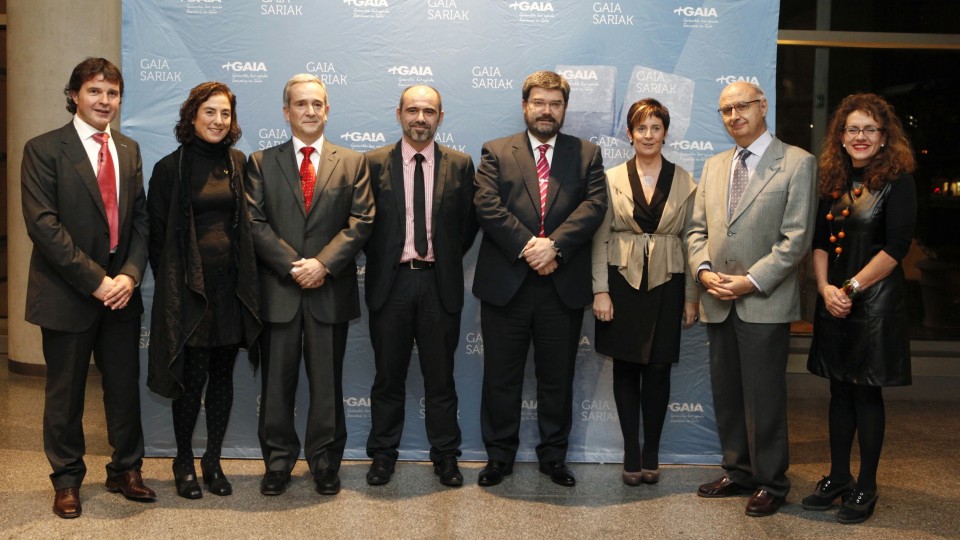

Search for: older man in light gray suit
xmin=686 ymin=82 xmax=816 ymax=517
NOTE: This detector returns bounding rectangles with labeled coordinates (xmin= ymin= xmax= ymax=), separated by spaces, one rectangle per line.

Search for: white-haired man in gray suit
xmin=687 ymin=81 xmax=816 ymax=517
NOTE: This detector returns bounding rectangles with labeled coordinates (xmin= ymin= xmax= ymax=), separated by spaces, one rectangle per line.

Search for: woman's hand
xmin=593 ymin=292 xmax=614 ymax=322
xmin=682 ymin=301 xmax=698 ymax=329
xmin=822 ymin=284 xmax=852 ymax=318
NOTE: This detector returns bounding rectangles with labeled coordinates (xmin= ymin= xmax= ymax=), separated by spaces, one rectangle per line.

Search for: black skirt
xmin=595 ymin=265 xmax=684 ymax=364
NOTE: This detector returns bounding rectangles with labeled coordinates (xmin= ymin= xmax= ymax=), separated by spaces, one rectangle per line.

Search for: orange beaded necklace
xmin=826 ymin=182 xmax=864 ymax=258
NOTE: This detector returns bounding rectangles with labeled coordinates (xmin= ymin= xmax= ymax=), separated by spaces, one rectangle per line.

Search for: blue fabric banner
xmin=122 ymin=0 xmax=780 ymax=464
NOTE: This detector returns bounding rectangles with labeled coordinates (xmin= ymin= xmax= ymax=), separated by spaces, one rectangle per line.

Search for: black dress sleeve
xmin=881 ymin=174 xmax=917 ymax=262
xmin=811 ymin=197 xmax=833 ymax=253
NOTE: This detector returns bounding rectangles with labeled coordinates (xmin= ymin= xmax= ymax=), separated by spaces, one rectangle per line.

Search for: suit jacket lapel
xmin=389 ymin=142 xmax=406 ymax=233
xmin=511 ymin=133 xmax=541 ymax=216
xmin=730 ymin=138 xmax=784 ymax=223
xmin=113 ymin=132 xmax=134 ymax=227
xmin=431 ymin=144 xmax=447 ymax=232
xmin=546 ymin=134 xmax=573 ymax=216
xmin=274 ymin=141 xmax=306 ymax=217
xmin=62 ymin=126 xmax=109 ymax=225
xmin=312 ymin=140 xmax=339 ymax=214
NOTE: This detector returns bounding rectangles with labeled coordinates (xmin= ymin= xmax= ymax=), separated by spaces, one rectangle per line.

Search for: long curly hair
xmin=818 ymin=93 xmax=915 ymax=197
xmin=174 ymin=81 xmax=242 ymax=146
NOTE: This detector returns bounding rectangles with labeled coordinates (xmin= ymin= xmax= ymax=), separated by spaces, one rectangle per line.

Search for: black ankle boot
xmin=201 ymin=460 xmax=232 ymax=496
xmin=173 ymin=461 xmax=202 ymax=500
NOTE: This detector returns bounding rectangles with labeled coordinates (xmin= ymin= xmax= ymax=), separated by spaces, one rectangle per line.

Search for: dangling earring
xmin=881 ymin=143 xmax=885 ymax=148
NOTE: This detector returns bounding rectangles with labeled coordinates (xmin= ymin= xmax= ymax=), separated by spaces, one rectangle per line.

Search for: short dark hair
xmin=64 ymin=57 xmax=124 ymax=114
xmin=521 ymin=70 xmax=570 ymax=103
xmin=625 ymin=98 xmax=671 ymax=134
xmin=174 ymin=81 xmax=242 ymax=146
xmin=398 ymin=85 xmax=443 ymax=113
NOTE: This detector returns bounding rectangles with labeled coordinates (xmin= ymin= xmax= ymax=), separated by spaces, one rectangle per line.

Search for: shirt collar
xmin=527 ymin=131 xmax=557 ymax=152
xmin=401 ymin=139 xmax=435 ymax=165
xmin=292 ymin=135 xmax=325 ymax=155
xmin=73 ymin=115 xmax=112 ymax=140
xmin=740 ymin=130 xmax=773 ymax=159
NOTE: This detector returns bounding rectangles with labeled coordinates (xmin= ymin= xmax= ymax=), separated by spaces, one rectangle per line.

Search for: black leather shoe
xmin=173 ymin=463 xmax=202 ymax=500
xmin=539 ymin=461 xmax=576 ymax=487
xmin=837 ymin=487 xmax=879 ymax=524
xmin=260 ymin=470 xmax=291 ymax=496
xmin=477 ymin=460 xmax=513 ymax=487
xmin=434 ymin=457 xmax=464 ymax=487
xmin=801 ymin=475 xmax=855 ymax=511
xmin=366 ymin=455 xmax=395 ymax=486
xmin=697 ymin=476 xmax=750 ymax=498
xmin=315 ymin=469 xmax=341 ymax=495
xmin=745 ymin=488 xmax=786 ymax=517
xmin=201 ymin=461 xmax=232 ymax=496
xmin=53 ymin=487 xmax=81 ymax=519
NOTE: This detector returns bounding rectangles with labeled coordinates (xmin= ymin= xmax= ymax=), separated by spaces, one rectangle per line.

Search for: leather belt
xmin=403 ymin=259 xmax=435 ymax=270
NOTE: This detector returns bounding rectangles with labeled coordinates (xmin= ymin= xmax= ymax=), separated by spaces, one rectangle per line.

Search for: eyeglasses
xmin=527 ymin=99 xmax=565 ymax=112
xmin=843 ymin=126 xmax=884 ymax=137
xmin=718 ymin=99 xmax=762 ymax=117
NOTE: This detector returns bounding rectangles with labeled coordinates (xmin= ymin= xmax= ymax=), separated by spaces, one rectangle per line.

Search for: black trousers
xmin=41 ymin=309 xmax=145 ymax=490
xmin=706 ymin=305 xmax=791 ymax=496
xmin=480 ymin=272 xmax=583 ymax=465
xmin=258 ymin=307 xmax=347 ymax=475
xmin=366 ymin=266 xmax=462 ymax=463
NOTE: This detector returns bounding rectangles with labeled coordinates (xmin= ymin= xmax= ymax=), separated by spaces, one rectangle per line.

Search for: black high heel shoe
xmin=201 ymin=461 xmax=233 ymax=496
xmin=173 ymin=462 xmax=202 ymax=500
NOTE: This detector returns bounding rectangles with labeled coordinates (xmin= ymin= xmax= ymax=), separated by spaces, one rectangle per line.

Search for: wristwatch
xmin=550 ymin=239 xmax=562 ymax=258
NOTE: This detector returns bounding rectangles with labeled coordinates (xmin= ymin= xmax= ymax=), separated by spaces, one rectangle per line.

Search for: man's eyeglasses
xmin=843 ymin=126 xmax=884 ymax=137
xmin=718 ymin=99 xmax=762 ymax=117
xmin=527 ymin=99 xmax=565 ymax=112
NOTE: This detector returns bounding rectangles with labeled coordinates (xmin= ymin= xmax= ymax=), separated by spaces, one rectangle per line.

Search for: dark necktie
xmin=413 ymin=153 xmax=427 ymax=257
xmin=728 ymin=148 xmax=751 ymax=220
xmin=92 ymin=132 xmax=119 ymax=250
xmin=300 ymin=146 xmax=317 ymax=212
xmin=536 ymin=144 xmax=550 ymax=237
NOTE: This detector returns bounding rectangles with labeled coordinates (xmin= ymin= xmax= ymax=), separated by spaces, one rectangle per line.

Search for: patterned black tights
xmin=172 ymin=345 xmax=239 ymax=470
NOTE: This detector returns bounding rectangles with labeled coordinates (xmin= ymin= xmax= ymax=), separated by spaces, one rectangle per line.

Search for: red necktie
xmin=93 ymin=132 xmax=119 ymax=250
xmin=536 ymin=144 xmax=550 ymax=237
xmin=300 ymin=146 xmax=317 ymax=212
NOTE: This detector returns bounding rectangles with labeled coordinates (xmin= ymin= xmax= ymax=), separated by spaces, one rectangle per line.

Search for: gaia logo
xmin=508 ymin=1 xmax=554 ymax=11
xmin=715 ymin=75 xmax=760 ymax=85
xmin=668 ymin=402 xmax=704 ymax=412
xmin=673 ymin=6 xmax=718 ymax=17
xmin=340 ymin=132 xmax=386 ymax=143
xmin=558 ymin=69 xmax=599 ymax=81
xmin=343 ymin=0 xmax=388 ymax=6
xmin=221 ymin=61 xmax=267 ymax=72
xmin=387 ymin=65 xmax=434 ymax=76
xmin=343 ymin=397 xmax=372 ymax=407
xmin=669 ymin=140 xmax=715 ymax=151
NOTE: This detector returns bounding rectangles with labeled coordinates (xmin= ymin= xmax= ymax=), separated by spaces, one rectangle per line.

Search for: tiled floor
xmin=1 ymin=361 xmax=957 ymax=539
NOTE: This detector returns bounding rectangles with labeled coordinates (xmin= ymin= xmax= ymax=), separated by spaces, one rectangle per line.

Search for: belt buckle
xmin=407 ymin=259 xmax=432 ymax=270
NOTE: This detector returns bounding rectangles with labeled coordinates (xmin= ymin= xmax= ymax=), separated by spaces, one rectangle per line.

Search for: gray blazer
xmin=686 ymin=136 xmax=816 ymax=324
xmin=245 ymin=139 xmax=374 ymax=324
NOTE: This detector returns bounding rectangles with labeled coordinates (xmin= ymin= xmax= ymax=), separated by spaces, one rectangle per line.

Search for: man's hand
xmin=291 ymin=258 xmax=328 ymax=289
xmin=537 ymin=259 xmax=559 ymax=276
xmin=699 ymin=270 xmax=756 ymax=301
xmin=102 ymin=274 xmax=135 ymax=310
xmin=522 ymin=237 xmax=557 ymax=271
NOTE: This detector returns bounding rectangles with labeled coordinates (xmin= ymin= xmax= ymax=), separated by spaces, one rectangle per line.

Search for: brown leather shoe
xmin=53 ymin=487 xmax=81 ymax=519
xmin=105 ymin=470 xmax=157 ymax=501
xmin=745 ymin=488 xmax=785 ymax=517
xmin=698 ymin=476 xmax=750 ymax=498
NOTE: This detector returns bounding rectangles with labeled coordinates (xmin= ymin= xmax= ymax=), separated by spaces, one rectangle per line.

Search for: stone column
xmin=6 ymin=0 xmax=121 ymax=374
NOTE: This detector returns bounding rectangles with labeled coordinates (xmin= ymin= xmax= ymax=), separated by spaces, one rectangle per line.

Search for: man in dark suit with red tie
xmin=21 ymin=58 xmax=154 ymax=519
xmin=362 ymin=85 xmax=478 ymax=488
xmin=246 ymin=74 xmax=374 ymax=496
xmin=473 ymin=70 xmax=607 ymax=487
